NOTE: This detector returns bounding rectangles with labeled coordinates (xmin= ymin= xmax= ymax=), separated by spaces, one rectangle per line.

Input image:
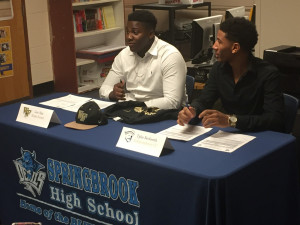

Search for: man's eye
xmin=127 ymin=31 xmax=138 ymax=35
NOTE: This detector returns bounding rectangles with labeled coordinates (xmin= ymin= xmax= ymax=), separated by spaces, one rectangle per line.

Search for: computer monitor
xmin=225 ymin=6 xmax=246 ymax=20
xmin=212 ymin=22 xmax=220 ymax=43
xmin=210 ymin=22 xmax=221 ymax=65
xmin=190 ymin=15 xmax=223 ymax=64
xmin=249 ymin=4 xmax=256 ymax=24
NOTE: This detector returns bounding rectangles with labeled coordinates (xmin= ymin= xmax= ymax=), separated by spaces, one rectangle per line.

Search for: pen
xmin=120 ymin=79 xmax=129 ymax=94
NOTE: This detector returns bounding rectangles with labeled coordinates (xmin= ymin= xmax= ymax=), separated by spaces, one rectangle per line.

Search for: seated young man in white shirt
xmin=99 ymin=10 xmax=187 ymax=110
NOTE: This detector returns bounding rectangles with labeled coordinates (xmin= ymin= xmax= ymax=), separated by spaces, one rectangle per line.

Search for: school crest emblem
xmin=13 ymin=147 xmax=46 ymax=197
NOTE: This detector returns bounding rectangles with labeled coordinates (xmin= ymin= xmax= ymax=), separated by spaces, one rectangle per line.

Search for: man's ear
xmin=149 ymin=29 xmax=155 ymax=39
xmin=231 ymin=42 xmax=240 ymax=54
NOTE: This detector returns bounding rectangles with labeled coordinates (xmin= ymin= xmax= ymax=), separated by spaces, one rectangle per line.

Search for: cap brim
xmin=64 ymin=121 xmax=98 ymax=130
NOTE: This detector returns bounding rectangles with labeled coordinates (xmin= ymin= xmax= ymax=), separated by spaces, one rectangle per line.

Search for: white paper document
xmin=40 ymin=94 xmax=91 ymax=111
xmin=40 ymin=94 xmax=115 ymax=112
xmin=158 ymin=124 xmax=212 ymax=141
xmin=92 ymin=99 xmax=115 ymax=110
xmin=193 ymin=130 xmax=256 ymax=153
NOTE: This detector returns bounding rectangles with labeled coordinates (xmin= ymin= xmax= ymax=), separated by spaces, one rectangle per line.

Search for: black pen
xmin=120 ymin=79 xmax=129 ymax=93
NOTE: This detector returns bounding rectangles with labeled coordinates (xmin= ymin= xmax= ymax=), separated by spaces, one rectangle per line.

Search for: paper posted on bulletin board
xmin=0 ymin=26 xmax=13 ymax=77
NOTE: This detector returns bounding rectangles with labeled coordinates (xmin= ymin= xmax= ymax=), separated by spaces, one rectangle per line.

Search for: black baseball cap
xmin=64 ymin=101 xmax=107 ymax=130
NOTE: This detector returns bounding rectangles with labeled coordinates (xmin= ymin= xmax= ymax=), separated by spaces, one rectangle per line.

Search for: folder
xmin=102 ymin=5 xmax=116 ymax=29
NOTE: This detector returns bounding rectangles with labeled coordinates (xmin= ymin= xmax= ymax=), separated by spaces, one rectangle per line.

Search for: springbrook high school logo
xmin=13 ymin=147 xmax=46 ymax=197
xmin=125 ymin=130 xmax=135 ymax=142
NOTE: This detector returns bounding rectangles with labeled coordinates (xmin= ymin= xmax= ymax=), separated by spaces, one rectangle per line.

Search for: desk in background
xmin=0 ymin=93 xmax=299 ymax=225
xmin=133 ymin=2 xmax=211 ymax=45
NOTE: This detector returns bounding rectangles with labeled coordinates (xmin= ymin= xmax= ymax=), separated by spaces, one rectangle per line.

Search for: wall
xmin=124 ymin=0 xmax=168 ymax=32
xmin=254 ymin=0 xmax=300 ymax=58
xmin=25 ymin=0 xmax=53 ymax=85
xmin=209 ymin=0 xmax=253 ymax=9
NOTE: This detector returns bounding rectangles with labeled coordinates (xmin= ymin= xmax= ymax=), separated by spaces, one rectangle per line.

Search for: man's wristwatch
xmin=228 ymin=114 xmax=237 ymax=128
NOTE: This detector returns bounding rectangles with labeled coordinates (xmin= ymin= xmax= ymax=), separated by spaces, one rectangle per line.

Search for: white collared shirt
xmin=99 ymin=36 xmax=187 ymax=109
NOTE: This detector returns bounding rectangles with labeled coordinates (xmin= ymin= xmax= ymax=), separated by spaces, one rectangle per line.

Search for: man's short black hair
xmin=220 ymin=17 xmax=258 ymax=53
xmin=128 ymin=10 xmax=157 ymax=30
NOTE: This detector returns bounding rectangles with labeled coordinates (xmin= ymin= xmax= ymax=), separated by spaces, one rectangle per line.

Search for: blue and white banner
xmin=13 ymin=147 xmax=140 ymax=225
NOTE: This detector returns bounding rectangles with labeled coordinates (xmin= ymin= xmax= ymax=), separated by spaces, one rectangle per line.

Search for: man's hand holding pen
xmin=177 ymin=105 xmax=196 ymax=126
xmin=109 ymin=79 xmax=126 ymax=101
xmin=178 ymin=106 xmax=232 ymax=128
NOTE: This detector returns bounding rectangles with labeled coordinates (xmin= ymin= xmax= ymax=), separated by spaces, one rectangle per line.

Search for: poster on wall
xmin=0 ymin=26 xmax=13 ymax=77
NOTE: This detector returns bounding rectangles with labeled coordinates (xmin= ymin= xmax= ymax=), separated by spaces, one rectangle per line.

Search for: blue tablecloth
xmin=0 ymin=93 xmax=299 ymax=225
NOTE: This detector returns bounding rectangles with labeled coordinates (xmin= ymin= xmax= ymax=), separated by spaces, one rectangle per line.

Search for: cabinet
xmin=48 ymin=0 xmax=125 ymax=94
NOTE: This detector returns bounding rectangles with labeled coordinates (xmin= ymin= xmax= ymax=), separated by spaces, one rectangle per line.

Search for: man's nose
xmin=212 ymin=41 xmax=218 ymax=50
xmin=127 ymin=33 xmax=133 ymax=40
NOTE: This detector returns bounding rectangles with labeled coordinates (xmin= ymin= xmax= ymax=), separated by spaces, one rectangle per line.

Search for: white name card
xmin=116 ymin=127 xmax=173 ymax=157
xmin=16 ymin=103 xmax=61 ymax=128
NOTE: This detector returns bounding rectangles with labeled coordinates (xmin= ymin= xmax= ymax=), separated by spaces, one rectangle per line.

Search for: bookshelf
xmin=74 ymin=27 xmax=123 ymax=38
xmin=72 ymin=0 xmax=120 ymax=7
xmin=76 ymin=58 xmax=95 ymax=67
xmin=48 ymin=0 xmax=125 ymax=94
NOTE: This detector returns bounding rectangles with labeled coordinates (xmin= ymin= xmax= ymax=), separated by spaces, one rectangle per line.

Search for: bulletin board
xmin=0 ymin=26 xmax=13 ymax=77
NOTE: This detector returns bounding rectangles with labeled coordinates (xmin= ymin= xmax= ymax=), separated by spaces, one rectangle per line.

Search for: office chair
xmin=283 ymin=93 xmax=299 ymax=133
xmin=186 ymin=75 xmax=195 ymax=104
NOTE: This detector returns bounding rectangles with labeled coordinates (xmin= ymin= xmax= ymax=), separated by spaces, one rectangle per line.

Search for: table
xmin=0 ymin=93 xmax=299 ymax=225
xmin=133 ymin=2 xmax=211 ymax=44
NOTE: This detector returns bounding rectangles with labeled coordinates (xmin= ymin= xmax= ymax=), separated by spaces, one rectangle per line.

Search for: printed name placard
xmin=116 ymin=127 xmax=173 ymax=157
xmin=16 ymin=103 xmax=61 ymax=128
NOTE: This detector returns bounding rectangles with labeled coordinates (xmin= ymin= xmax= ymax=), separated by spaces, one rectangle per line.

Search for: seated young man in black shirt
xmin=177 ymin=17 xmax=284 ymax=132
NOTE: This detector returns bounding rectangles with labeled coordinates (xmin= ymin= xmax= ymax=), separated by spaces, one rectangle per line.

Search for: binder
xmin=102 ymin=5 xmax=116 ymax=29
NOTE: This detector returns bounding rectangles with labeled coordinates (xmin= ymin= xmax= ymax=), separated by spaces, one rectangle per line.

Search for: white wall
xmin=25 ymin=0 xmax=53 ymax=85
xmin=210 ymin=0 xmax=253 ymax=8
xmin=254 ymin=0 xmax=300 ymax=58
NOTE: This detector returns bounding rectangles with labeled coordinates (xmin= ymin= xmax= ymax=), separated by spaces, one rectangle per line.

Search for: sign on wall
xmin=0 ymin=26 xmax=13 ymax=77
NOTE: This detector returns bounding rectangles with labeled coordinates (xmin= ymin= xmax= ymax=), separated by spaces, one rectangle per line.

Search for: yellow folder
xmin=102 ymin=5 xmax=116 ymax=29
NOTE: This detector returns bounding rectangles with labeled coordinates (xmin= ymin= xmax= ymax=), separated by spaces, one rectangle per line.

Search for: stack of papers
xmin=158 ymin=124 xmax=211 ymax=141
xmin=193 ymin=130 xmax=255 ymax=153
xmin=40 ymin=94 xmax=114 ymax=112
xmin=158 ymin=124 xmax=255 ymax=153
